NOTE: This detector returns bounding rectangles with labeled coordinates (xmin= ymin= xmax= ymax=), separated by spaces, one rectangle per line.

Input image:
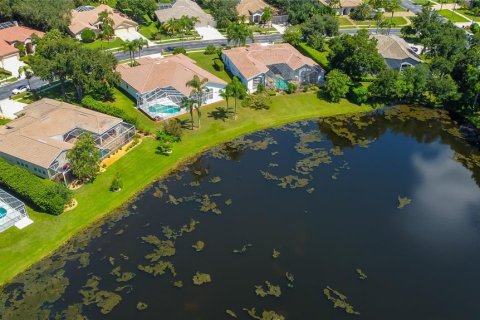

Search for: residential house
xmin=68 ymin=4 xmax=138 ymax=40
xmin=236 ymin=0 xmax=287 ymax=24
xmin=374 ymin=35 xmax=422 ymax=70
xmin=117 ymin=54 xmax=226 ymax=120
xmin=155 ymin=0 xmax=215 ymax=27
xmin=222 ymin=43 xmax=325 ymax=92
xmin=319 ymin=0 xmax=363 ymax=15
xmin=0 ymin=22 xmax=44 ymax=77
xmin=0 ymin=99 xmax=135 ymax=184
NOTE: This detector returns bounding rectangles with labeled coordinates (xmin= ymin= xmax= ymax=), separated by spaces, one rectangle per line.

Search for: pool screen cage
xmin=0 ymin=188 xmax=28 ymax=232
xmin=137 ymin=87 xmax=185 ymax=116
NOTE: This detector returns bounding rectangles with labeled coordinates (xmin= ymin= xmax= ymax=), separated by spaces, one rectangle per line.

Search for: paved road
xmin=400 ymin=0 xmax=423 ymax=14
xmin=0 ymin=29 xmax=402 ymax=100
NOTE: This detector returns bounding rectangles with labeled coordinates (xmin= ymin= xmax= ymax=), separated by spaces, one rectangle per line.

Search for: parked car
xmin=12 ymin=85 xmax=30 ymax=95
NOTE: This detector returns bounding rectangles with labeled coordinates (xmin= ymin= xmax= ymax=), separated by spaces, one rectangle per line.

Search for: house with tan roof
xmin=222 ymin=43 xmax=325 ymax=92
xmin=237 ymin=0 xmax=273 ymax=23
xmin=374 ymin=35 xmax=422 ymax=70
xmin=117 ymin=54 xmax=226 ymax=120
xmin=68 ymin=5 xmax=138 ymax=40
xmin=0 ymin=99 xmax=135 ymax=183
xmin=155 ymin=0 xmax=215 ymax=27
xmin=0 ymin=23 xmax=44 ymax=77
xmin=319 ymin=0 xmax=363 ymax=15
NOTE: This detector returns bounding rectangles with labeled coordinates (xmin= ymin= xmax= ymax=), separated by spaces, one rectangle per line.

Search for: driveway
xmin=0 ymin=99 xmax=27 ymax=119
xmin=272 ymin=24 xmax=287 ymax=34
xmin=195 ymin=26 xmax=225 ymax=40
xmin=116 ymin=29 xmax=155 ymax=46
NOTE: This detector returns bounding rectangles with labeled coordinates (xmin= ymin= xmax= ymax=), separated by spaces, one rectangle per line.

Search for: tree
xmin=116 ymin=0 xmax=156 ymax=21
xmin=351 ymin=2 xmax=372 ymax=21
xmin=110 ymin=172 xmax=123 ymax=192
xmin=186 ymin=75 xmax=208 ymax=128
xmin=67 ymin=132 xmax=101 ymax=183
xmin=201 ymin=0 xmax=238 ymax=28
xmin=133 ymin=38 xmax=149 ymax=58
xmin=368 ymin=69 xmax=405 ymax=104
xmin=81 ymin=29 xmax=97 ymax=43
xmin=227 ymin=23 xmax=254 ymax=47
xmin=18 ymin=65 xmax=33 ymax=87
xmin=242 ymin=92 xmax=271 ymax=109
xmin=261 ymin=7 xmax=273 ymax=26
xmin=98 ymin=9 xmax=115 ymax=49
xmin=121 ymin=40 xmax=137 ymax=65
xmin=283 ymin=25 xmax=303 ymax=46
xmin=400 ymin=64 xmax=430 ymax=103
xmin=219 ymin=87 xmax=232 ymax=113
xmin=180 ymin=97 xmax=196 ymax=130
xmin=374 ymin=11 xmax=384 ymax=34
xmin=10 ymin=0 xmax=74 ymax=31
xmin=226 ymin=77 xmax=247 ymax=119
xmin=328 ymin=29 xmax=385 ymax=80
xmin=162 ymin=18 xmax=181 ymax=37
xmin=324 ymin=69 xmax=351 ymax=102
xmin=429 ymin=74 xmax=459 ymax=106
xmin=384 ymin=0 xmax=400 ymax=34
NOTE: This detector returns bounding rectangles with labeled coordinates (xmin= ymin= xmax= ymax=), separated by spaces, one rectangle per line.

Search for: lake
xmin=1 ymin=106 xmax=480 ymax=319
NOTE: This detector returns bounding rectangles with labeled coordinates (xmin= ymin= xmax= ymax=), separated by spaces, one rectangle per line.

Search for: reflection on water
xmin=1 ymin=106 xmax=480 ymax=319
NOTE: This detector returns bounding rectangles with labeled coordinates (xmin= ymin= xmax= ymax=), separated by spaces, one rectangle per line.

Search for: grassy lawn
xmin=139 ymin=22 xmax=159 ymax=40
xmin=354 ymin=16 xmax=408 ymax=26
xmin=296 ymin=42 xmax=330 ymax=69
xmin=83 ymin=37 xmax=124 ymax=50
xmin=338 ymin=16 xmax=354 ymax=27
xmin=412 ymin=0 xmax=431 ymax=4
xmin=187 ymin=51 xmax=232 ymax=82
xmin=0 ymin=92 xmax=372 ymax=286
xmin=437 ymin=9 xmax=470 ymax=23
xmin=456 ymin=9 xmax=478 ymax=21
xmin=0 ymin=118 xmax=11 ymax=125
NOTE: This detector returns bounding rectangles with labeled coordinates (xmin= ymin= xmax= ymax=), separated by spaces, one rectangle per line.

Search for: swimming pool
xmin=0 ymin=207 xmax=6 ymax=219
xmin=148 ymin=105 xmax=181 ymax=114
xmin=274 ymin=79 xmax=289 ymax=90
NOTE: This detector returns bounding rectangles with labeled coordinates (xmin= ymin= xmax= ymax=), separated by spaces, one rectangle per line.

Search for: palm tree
xmin=133 ymin=38 xmax=149 ymax=58
xmin=98 ymin=10 xmax=114 ymax=49
xmin=162 ymin=18 xmax=180 ymax=37
xmin=374 ymin=11 xmax=383 ymax=34
xmin=219 ymin=87 xmax=232 ymax=113
xmin=186 ymin=75 xmax=208 ymax=128
xmin=180 ymin=97 xmax=195 ymax=130
xmin=226 ymin=77 xmax=247 ymax=120
xmin=18 ymin=65 xmax=33 ymax=88
xmin=261 ymin=7 xmax=273 ymax=27
xmin=226 ymin=23 xmax=254 ymax=47
xmin=121 ymin=40 xmax=137 ymax=66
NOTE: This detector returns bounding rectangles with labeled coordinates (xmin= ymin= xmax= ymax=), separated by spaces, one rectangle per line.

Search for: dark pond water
xmin=2 ymin=106 xmax=480 ymax=320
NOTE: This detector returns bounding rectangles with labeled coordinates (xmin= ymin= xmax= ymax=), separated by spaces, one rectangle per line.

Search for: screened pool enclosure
xmin=0 ymin=188 xmax=29 ymax=232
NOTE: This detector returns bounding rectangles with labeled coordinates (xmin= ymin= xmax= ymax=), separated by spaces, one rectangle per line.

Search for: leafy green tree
xmin=81 ymin=29 xmax=96 ymax=43
xmin=261 ymin=7 xmax=273 ymax=26
xmin=227 ymin=23 xmax=254 ymax=47
xmin=429 ymin=74 xmax=459 ymax=106
xmin=186 ymin=75 xmax=208 ymax=128
xmin=368 ymin=69 xmax=404 ymax=104
xmin=283 ymin=25 xmax=303 ymax=46
xmin=110 ymin=172 xmax=123 ymax=192
xmin=67 ymin=132 xmax=101 ymax=183
xmin=226 ymin=77 xmax=247 ymax=119
xmin=200 ymin=0 xmax=238 ymax=28
xmin=18 ymin=65 xmax=33 ymax=87
xmin=11 ymin=0 xmax=75 ymax=31
xmin=401 ymin=64 xmax=430 ymax=103
xmin=242 ymin=92 xmax=271 ymax=109
xmin=323 ymin=69 xmax=351 ymax=102
xmin=329 ymin=29 xmax=385 ymax=80
xmin=116 ymin=0 xmax=156 ymax=21
xmin=98 ymin=9 xmax=115 ymax=49
xmin=0 ymin=0 xmax=12 ymax=21
xmin=351 ymin=2 xmax=372 ymax=21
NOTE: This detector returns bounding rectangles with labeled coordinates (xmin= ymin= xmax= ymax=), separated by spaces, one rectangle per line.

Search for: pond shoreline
xmin=0 ymin=94 xmax=373 ymax=287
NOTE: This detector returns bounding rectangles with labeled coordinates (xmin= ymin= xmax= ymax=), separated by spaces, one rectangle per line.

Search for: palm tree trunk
xmin=234 ymin=95 xmax=238 ymax=120
xmin=197 ymin=108 xmax=201 ymax=128
xmin=190 ymin=107 xmax=194 ymax=130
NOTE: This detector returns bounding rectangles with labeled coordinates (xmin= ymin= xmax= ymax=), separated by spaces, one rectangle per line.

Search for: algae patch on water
xmin=233 ymin=243 xmax=253 ymax=254
xmin=272 ymin=249 xmax=280 ymax=259
xmin=192 ymin=272 xmax=212 ymax=285
xmin=397 ymin=196 xmax=412 ymax=209
xmin=356 ymin=268 xmax=367 ymax=280
xmin=136 ymin=302 xmax=148 ymax=311
xmin=192 ymin=240 xmax=205 ymax=252
xmin=243 ymin=307 xmax=285 ymax=320
xmin=226 ymin=309 xmax=238 ymax=318
xmin=79 ymin=276 xmax=122 ymax=315
xmin=254 ymin=281 xmax=282 ymax=297
xmin=323 ymin=286 xmax=360 ymax=315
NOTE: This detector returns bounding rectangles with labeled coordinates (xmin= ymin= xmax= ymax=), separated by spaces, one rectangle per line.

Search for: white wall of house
xmin=0 ymin=152 xmax=50 ymax=179
xmin=205 ymin=82 xmax=226 ymax=104
xmin=0 ymin=53 xmax=22 ymax=77
xmin=119 ymin=81 xmax=140 ymax=102
xmin=222 ymin=54 xmax=259 ymax=93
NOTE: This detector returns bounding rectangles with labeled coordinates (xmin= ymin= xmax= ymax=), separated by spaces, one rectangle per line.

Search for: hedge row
xmin=81 ymin=96 xmax=138 ymax=127
xmin=0 ymin=158 xmax=72 ymax=215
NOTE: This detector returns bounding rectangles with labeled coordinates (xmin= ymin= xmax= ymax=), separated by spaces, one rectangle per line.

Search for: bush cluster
xmin=81 ymin=96 xmax=138 ymax=127
xmin=0 ymin=158 xmax=72 ymax=215
xmin=81 ymin=29 xmax=96 ymax=43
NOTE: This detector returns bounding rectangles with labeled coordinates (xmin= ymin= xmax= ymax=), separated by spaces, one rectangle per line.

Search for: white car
xmin=12 ymin=85 xmax=30 ymax=95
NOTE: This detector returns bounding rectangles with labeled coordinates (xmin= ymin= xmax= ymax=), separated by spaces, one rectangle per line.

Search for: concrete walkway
xmin=195 ymin=26 xmax=225 ymax=40
xmin=0 ymin=99 xmax=27 ymax=119
xmin=272 ymin=24 xmax=287 ymax=34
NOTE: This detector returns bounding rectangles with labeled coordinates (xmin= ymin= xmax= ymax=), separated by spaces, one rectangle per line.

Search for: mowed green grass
xmin=0 ymin=93 xmax=371 ymax=286
xmin=437 ymin=9 xmax=470 ymax=23
xmin=83 ymin=37 xmax=124 ymax=50
xmin=187 ymin=51 xmax=232 ymax=82
xmin=354 ymin=16 xmax=408 ymax=26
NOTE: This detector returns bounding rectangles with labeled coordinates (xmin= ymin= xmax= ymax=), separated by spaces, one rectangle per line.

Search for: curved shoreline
xmin=0 ymin=93 xmax=372 ymax=286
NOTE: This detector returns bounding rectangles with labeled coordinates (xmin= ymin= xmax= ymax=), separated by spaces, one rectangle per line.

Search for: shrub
xmin=162 ymin=120 xmax=183 ymax=141
xmin=324 ymin=69 xmax=351 ymax=102
xmin=204 ymin=44 xmax=216 ymax=55
xmin=213 ymin=58 xmax=224 ymax=71
xmin=349 ymin=85 xmax=369 ymax=105
xmin=0 ymin=158 xmax=72 ymax=215
xmin=286 ymin=82 xmax=297 ymax=94
xmin=173 ymin=47 xmax=187 ymax=55
xmin=256 ymin=83 xmax=265 ymax=93
xmin=265 ymin=90 xmax=277 ymax=96
xmin=110 ymin=172 xmax=123 ymax=192
xmin=81 ymin=96 xmax=138 ymax=127
xmin=242 ymin=92 xmax=271 ymax=110
xmin=81 ymin=29 xmax=96 ymax=43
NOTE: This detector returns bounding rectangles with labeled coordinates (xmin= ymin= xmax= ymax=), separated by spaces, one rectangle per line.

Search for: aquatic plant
xmin=192 ymin=272 xmax=211 ymax=285
xmin=323 ymin=286 xmax=360 ymax=315
xmin=138 ymin=261 xmax=176 ymax=277
xmin=226 ymin=309 xmax=238 ymax=318
xmin=225 ymin=199 xmax=233 ymax=206
xmin=243 ymin=307 xmax=285 ymax=320
xmin=173 ymin=280 xmax=183 ymax=288
xmin=233 ymin=243 xmax=253 ymax=254
xmin=254 ymin=281 xmax=281 ymax=297
xmin=136 ymin=302 xmax=148 ymax=310
xmin=356 ymin=269 xmax=367 ymax=280
xmin=79 ymin=276 xmax=122 ymax=315
xmin=192 ymin=241 xmax=205 ymax=252
xmin=272 ymin=249 xmax=280 ymax=259
xmin=199 ymin=194 xmax=222 ymax=214
xmin=397 ymin=196 xmax=412 ymax=209
xmin=210 ymin=176 xmax=222 ymax=183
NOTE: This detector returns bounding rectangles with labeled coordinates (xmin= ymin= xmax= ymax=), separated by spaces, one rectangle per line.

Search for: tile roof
xmin=0 ymin=99 xmax=122 ymax=168
xmin=223 ymin=43 xmax=320 ymax=80
xmin=236 ymin=0 xmax=272 ymax=16
xmin=0 ymin=25 xmax=43 ymax=58
xmin=117 ymin=54 xmax=227 ymax=96
xmin=68 ymin=4 xmax=137 ymax=35
xmin=0 ymin=40 xmax=18 ymax=58
xmin=155 ymin=0 xmax=214 ymax=26
xmin=319 ymin=0 xmax=363 ymax=7
xmin=374 ymin=35 xmax=422 ymax=63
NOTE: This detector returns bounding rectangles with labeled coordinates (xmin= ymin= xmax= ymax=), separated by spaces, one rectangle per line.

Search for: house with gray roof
xmin=374 ymin=35 xmax=422 ymax=70
xmin=155 ymin=0 xmax=215 ymax=27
